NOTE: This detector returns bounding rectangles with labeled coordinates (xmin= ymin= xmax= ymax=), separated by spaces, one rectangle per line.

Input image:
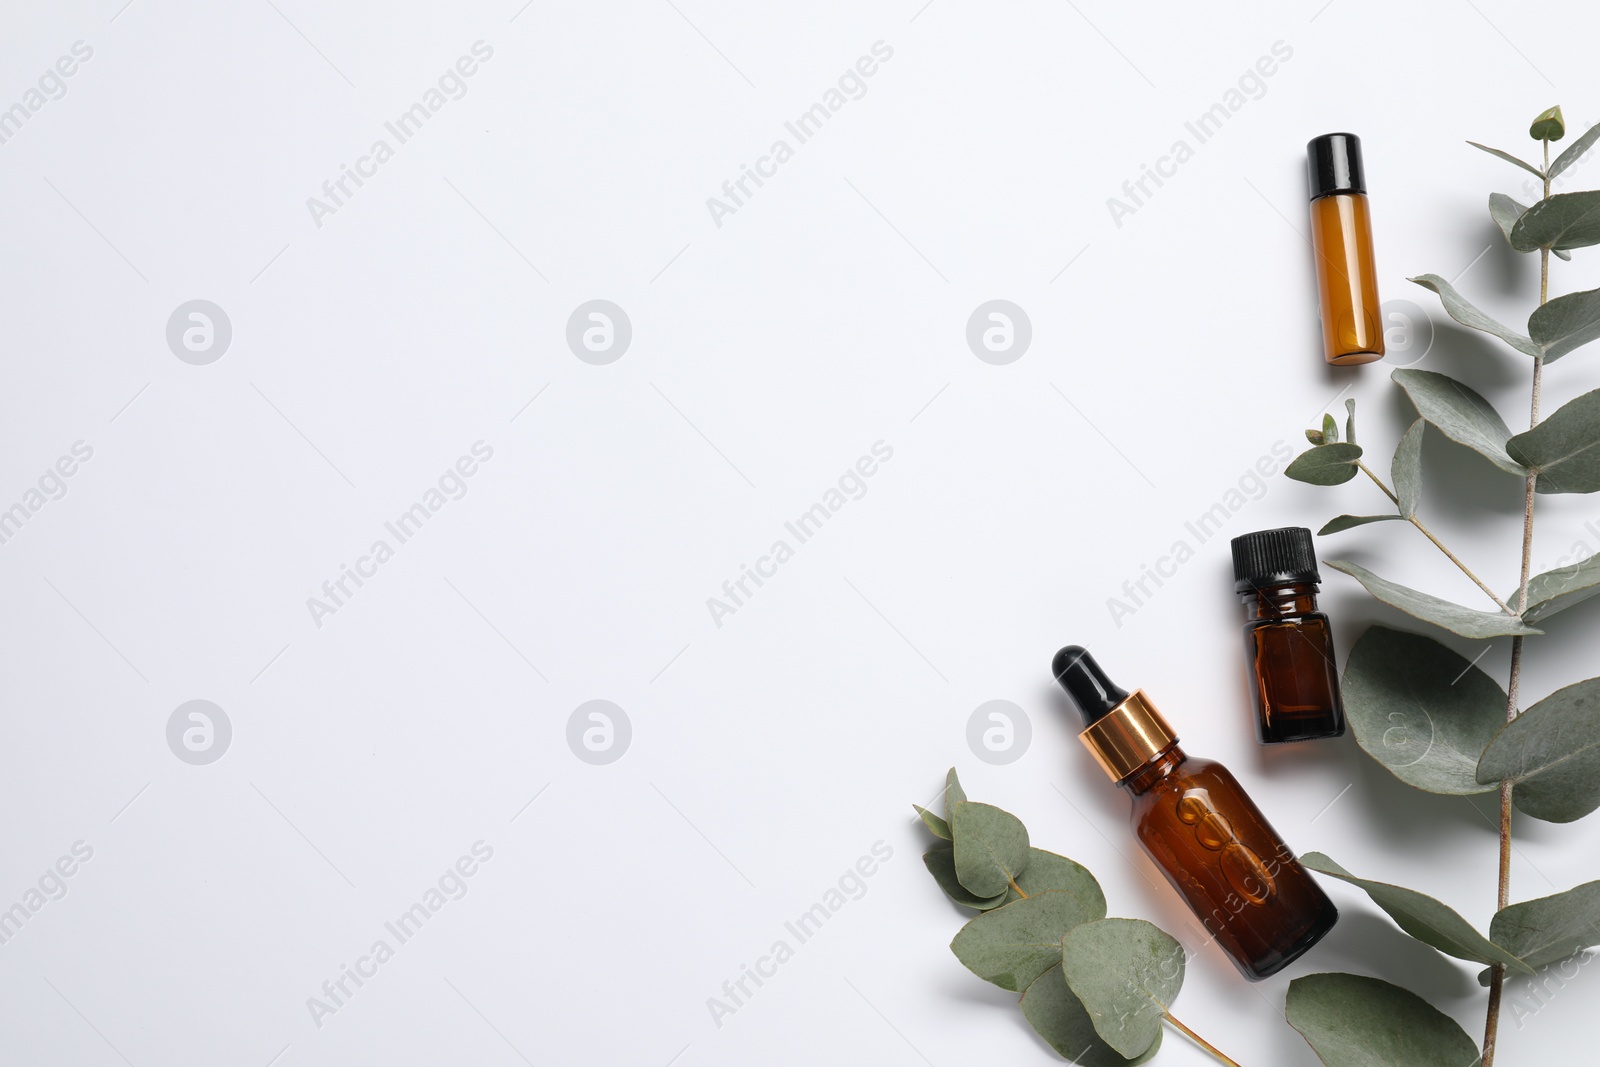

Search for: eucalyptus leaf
xmin=1510 ymin=189 xmax=1600 ymax=252
xmin=1393 ymin=419 xmax=1424 ymax=519
xmin=1286 ymin=973 xmax=1483 ymax=1067
xmin=1341 ymin=625 xmax=1508 ymax=795
xmin=1344 ymin=397 xmax=1357 ymax=445
xmin=1305 ymin=428 xmax=1326 ymax=445
xmin=924 ymin=847 xmax=1006 ymax=910
xmin=1409 ymin=274 xmax=1540 ymax=356
xmin=1285 ymin=443 xmax=1364 ymax=486
xmin=1466 ymin=140 xmax=1545 ymax=179
xmin=1021 ymin=966 xmax=1160 ymax=1066
xmin=1321 ymin=413 xmax=1339 ymax=445
xmin=950 ymin=891 xmax=1105 ymax=991
xmin=1478 ymin=676 xmax=1600 ymax=823
xmin=1319 ymin=514 xmax=1403 ymax=535
xmin=1490 ymin=192 xmax=1532 ymax=248
xmin=1519 ymin=553 xmax=1600 ymax=622
xmin=946 ymin=767 xmax=966 ymax=813
xmin=1060 ymin=919 xmax=1185 ymax=1060
xmin=1529 ymin=286 xmax=1600 ymax=363
xmin=1325 ymin=560 xmax=1539 ymax=639
xmin=951 ymin=801 xmax=1029 ymax=897
xmin=1477 ymin=881 xmax=1600 ymax=985
xmin=1550 ymin=121 xmax=1600 ymax=180
xmin=1392 ymin=368 xmax=1525 ymax=476
xmin=1489 ymin=194 xmax=1570 ymax=259
xmin=914 ymin=804 xmax=951 ymax=840
xmin=1507 ymin=388 xmax=1600 ymax=494
xmin=1301 ymin=853 xmax=1531 ymax=972
xmin=1530 ymin=105 xmax=1566 ymax=142
xmin=1006 ymin=848 xmax=1108 ymax=915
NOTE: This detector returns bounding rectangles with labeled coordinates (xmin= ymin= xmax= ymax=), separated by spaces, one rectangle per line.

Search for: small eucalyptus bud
xmin=1530 ymin=105 xmax=1566 ymax=142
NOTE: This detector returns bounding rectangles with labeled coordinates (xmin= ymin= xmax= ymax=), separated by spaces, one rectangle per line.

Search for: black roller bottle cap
xmin=1307 ymin=132 xmax=1365 ymax=200
xmin=1231 ymin=526 xmax=1321 ymax=593
xmin=1052 ymin=645 xmax=1130 ymax=726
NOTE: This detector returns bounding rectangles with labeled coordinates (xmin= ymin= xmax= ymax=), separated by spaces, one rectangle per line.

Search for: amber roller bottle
xmin=1052 ymin=646 xmax=1337 ymax=980
xmin=1308 ymin=132 xmax=1383 ymax=365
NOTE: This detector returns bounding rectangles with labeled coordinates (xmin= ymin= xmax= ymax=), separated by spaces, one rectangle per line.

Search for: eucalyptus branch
xmin=1482 ymin=131 xmax=1553 ymax=1067
xmin=916 ymin=770 xmax=1244 ymax=1064
xmin=1353 ymin=460 xmax=1517 ymax=614
xmin=1163 ymin=1012 xmax=1246 ymax=1067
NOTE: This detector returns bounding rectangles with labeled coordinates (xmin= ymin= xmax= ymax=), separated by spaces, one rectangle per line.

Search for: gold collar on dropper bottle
xmin=1078 ymin=689 xmax=1179 ymax=782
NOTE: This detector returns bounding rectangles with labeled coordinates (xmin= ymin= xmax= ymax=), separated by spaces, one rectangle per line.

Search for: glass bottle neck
xmin=1119 ymin=744 xmax=1186 ymax=795
xmin=1240 ymin=582 xmax=1319 ymax=620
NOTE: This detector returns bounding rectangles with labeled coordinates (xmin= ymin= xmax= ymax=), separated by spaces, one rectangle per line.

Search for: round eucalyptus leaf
xmin=951 ymin=891 xmax=1104 ymax=991
xmin=1527 ymin=285 xmax=1600 ymax=363
xmin=1021 ymin=965 xmax=1160 ymax=1066
xmin=1392 ymin=366 xmax=1525 ymax=475
xmin=1285 ymin=443 xmax=1364 ymax=486
xmin=1489 ymin=194 xmax=1572 ymax=259
xmin=1507 ymin=387 xmax=1600 ymax=494
xmin=1060 ymin=918 xmax=1185 ymax=1060
xmin=1479 ymin=676 xmax=1600 ymax=822
xmin=1286 ymin=973 xmax=1481 ymax=1067
xmin=1519 ymin=553 xmax=1600 ymax=623
xmin=1486 ymin=879 xmax=1600 ymax=980
xmin=1343 ymin=625 xmax=1508 ymax=794
xmin=1006 ymin=848 xmax=1107 ymax=915
xmin=1509 ymin=189 xmax=1600 ymax=253
xmin=951 ymin=801 xmax=1029 ymax=898
xmin=924 ymin=847 xmax=1006 ymax=910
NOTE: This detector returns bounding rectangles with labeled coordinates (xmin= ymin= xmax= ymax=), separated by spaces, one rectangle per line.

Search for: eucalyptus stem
xmin=1163 ymin=1012 xmax=1245 ymax=1067
xmin=1354 ymin=460 xmax=1516 ymax=614
xmin=1482 ymin=136 xmax=1552 ymax=1067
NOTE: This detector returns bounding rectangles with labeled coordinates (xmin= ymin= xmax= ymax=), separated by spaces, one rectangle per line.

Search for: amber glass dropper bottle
xmin=1052 ymin=646 xmax=1338 ymax=980
xmin=1308 ymin=132 xmax=1384 ymax=365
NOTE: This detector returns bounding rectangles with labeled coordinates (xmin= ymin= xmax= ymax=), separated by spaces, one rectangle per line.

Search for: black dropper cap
xmin=1231 ymin=526 xmax=1321 ymax=593
xmin=1052 ymin=645 xmax=1129 ymax=726
xmin=1307 ymin=132 xmax=1365 ymax=200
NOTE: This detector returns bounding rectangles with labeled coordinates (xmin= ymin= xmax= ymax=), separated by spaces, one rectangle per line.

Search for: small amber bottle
xmin=1308 ymin=132 xmax=1383 ymax=365
xmin=1052 ymin=646 xmax=1337 ymax=980
xmin=1231 ymin=527 xmax=1346 ymax=744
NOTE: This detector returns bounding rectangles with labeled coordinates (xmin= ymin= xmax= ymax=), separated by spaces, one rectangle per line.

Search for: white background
xmin=2 ymin=1 xmax=1598 ymax=1064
